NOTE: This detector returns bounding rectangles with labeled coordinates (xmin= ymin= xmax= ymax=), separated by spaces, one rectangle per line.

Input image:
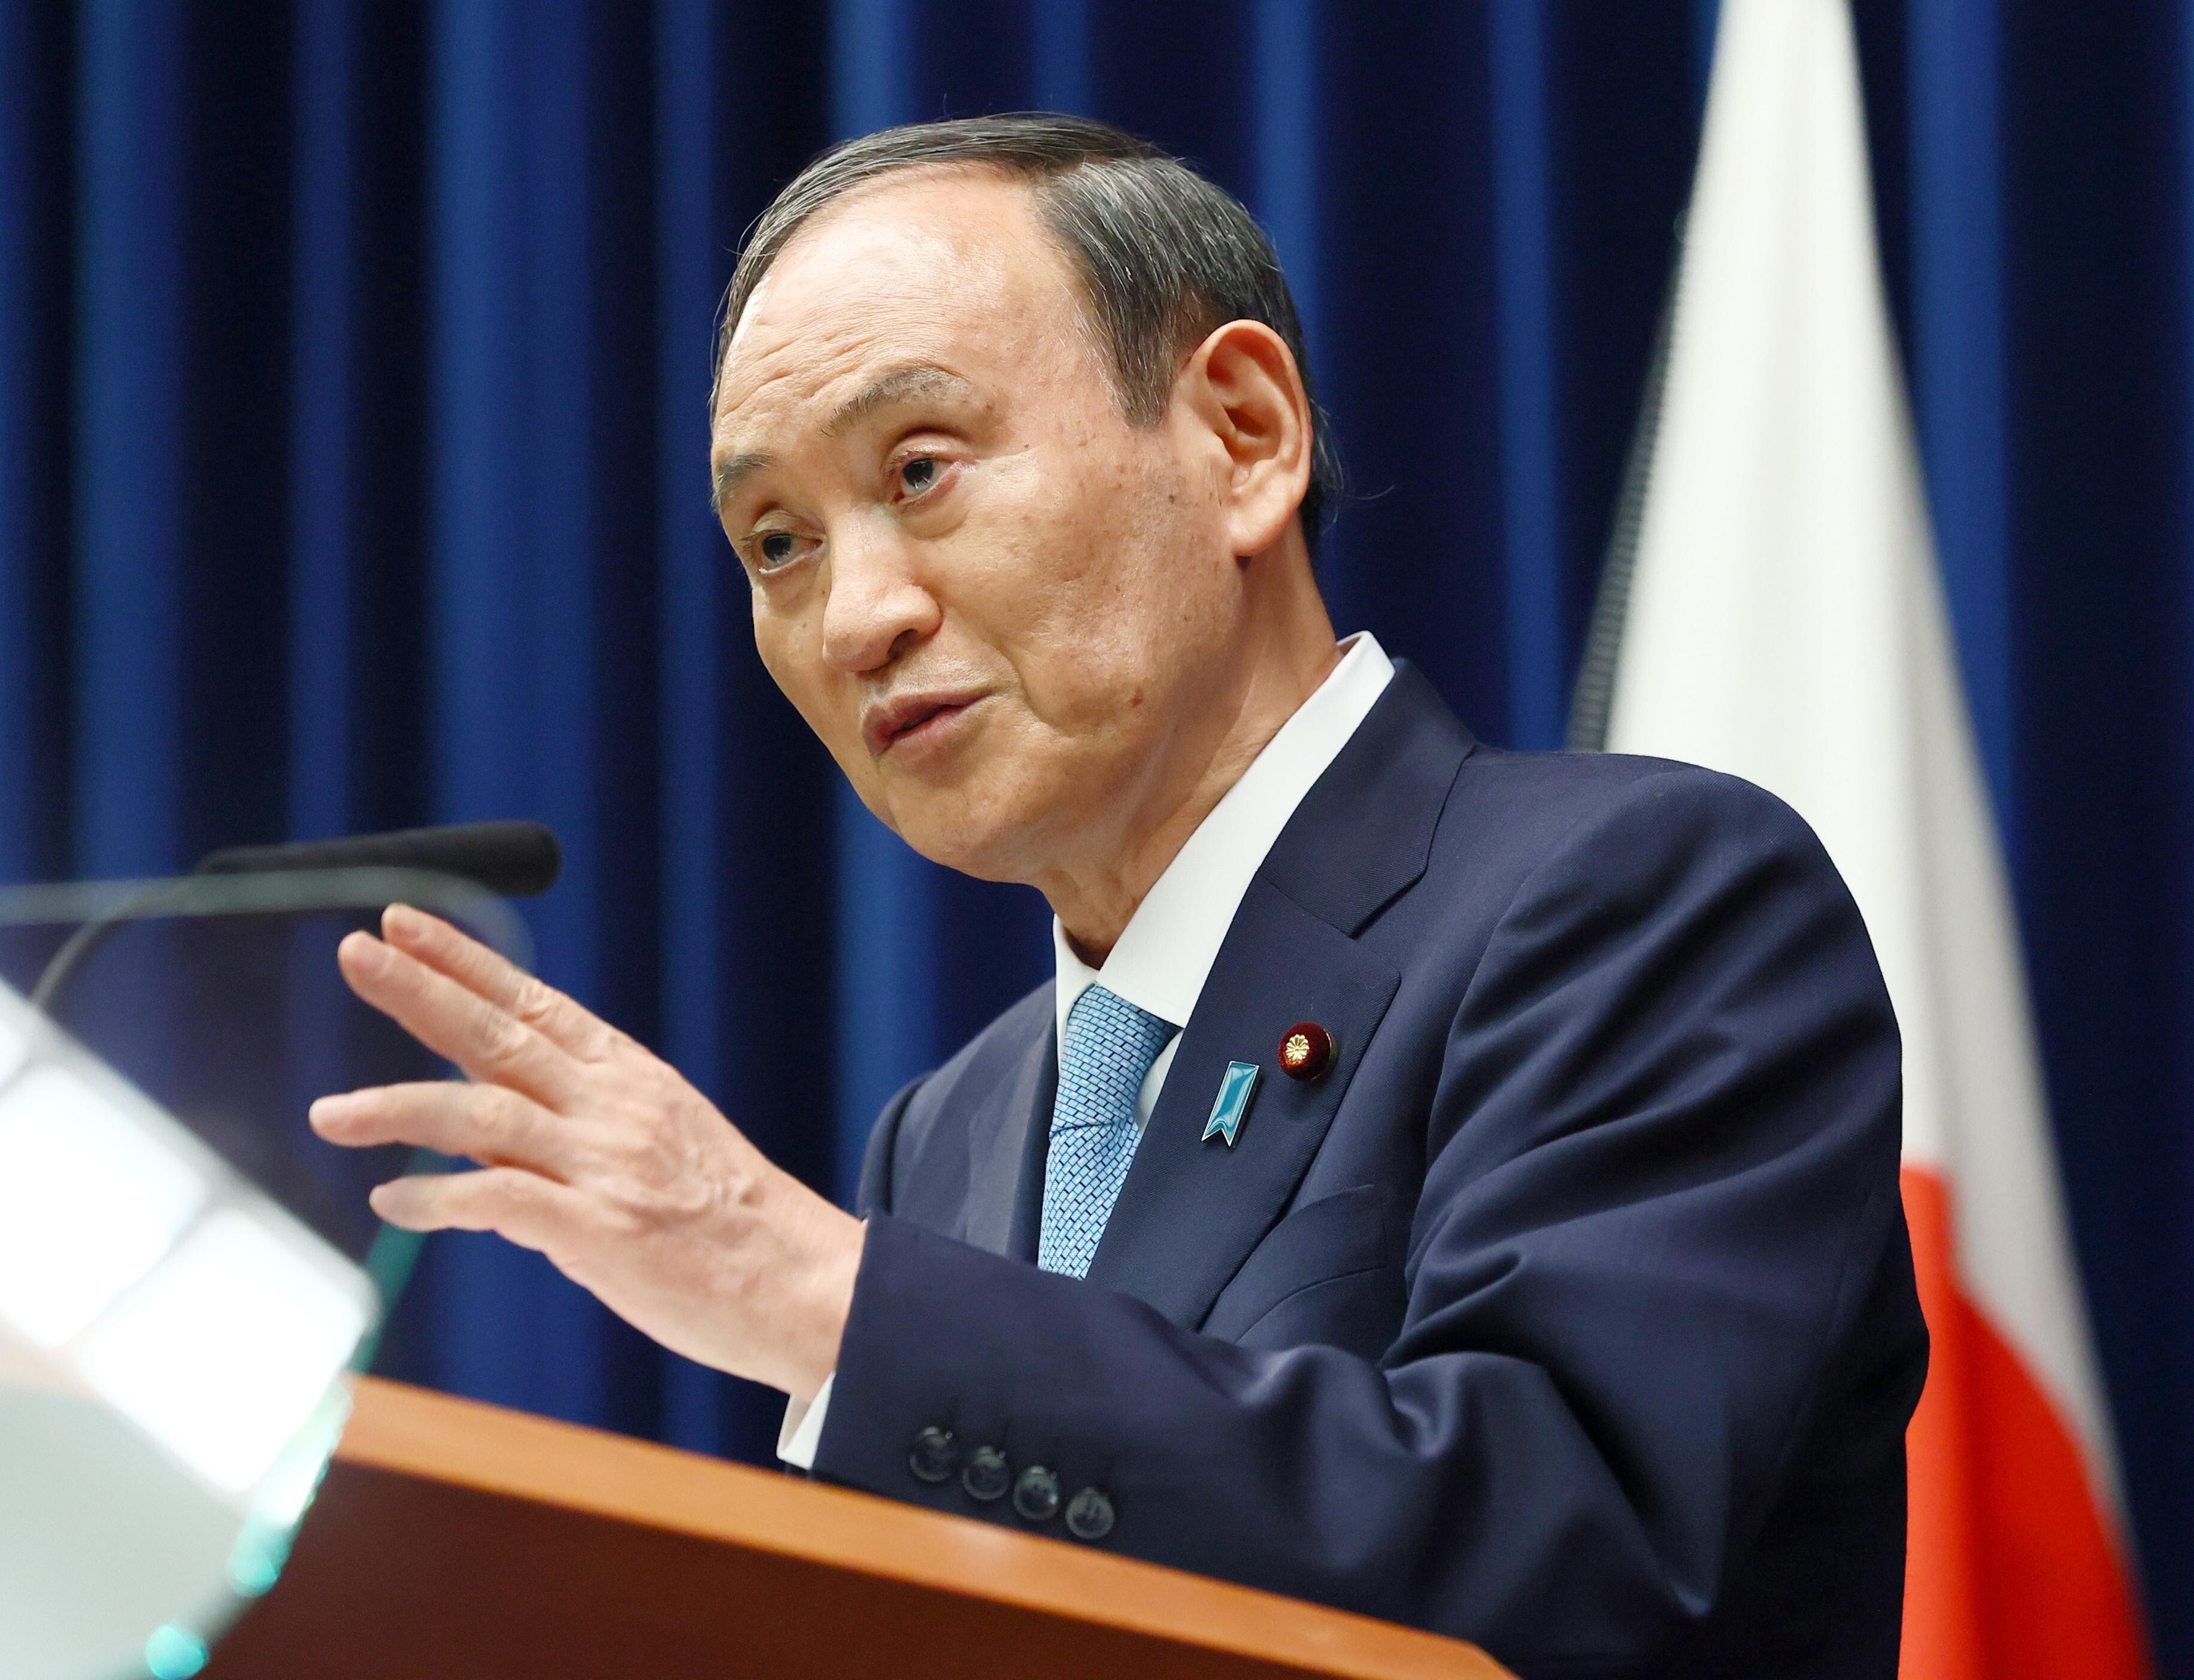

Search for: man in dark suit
xmin=311 ymin=116 xmax=1926 ymax=1676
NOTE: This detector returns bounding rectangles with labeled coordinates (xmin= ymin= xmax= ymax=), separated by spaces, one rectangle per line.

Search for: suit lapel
xmin=1080 ymin=664 xmax=1475 ymax=1326
xmin=1256 ymin=663 xmax=1477 ymax=936
xmin=960 ymin=1020 xmax=1056 ymax=1261
xmin=1083 ymin=877 xmax=1402 ymax=1326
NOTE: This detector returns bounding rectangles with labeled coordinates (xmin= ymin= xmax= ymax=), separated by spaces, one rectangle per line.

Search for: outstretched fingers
xmin=380 ymin=903 xmax=617 ymax=1061
xmin=310 ymin=1080 xmax=575 ymax=1179
xmin=368 ymin=1165 xmax=584 ymax=1250
xmin=337 ymin=929 xmax=577 ymax=1103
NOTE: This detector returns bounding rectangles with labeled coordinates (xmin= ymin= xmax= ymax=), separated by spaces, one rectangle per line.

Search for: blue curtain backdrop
xmin=2 ymin=0 xmax=2190 ymax=1661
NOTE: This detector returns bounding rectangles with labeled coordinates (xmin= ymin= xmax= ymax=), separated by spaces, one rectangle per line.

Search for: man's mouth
xmin=863 ymin=692 xmax=984 ymax=758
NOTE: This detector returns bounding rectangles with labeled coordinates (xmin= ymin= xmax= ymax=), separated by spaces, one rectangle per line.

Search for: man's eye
xmin=756 ymin=530 xmax=802 ymax=569
xmin=899 ymin=456 xmax=940 ymax=496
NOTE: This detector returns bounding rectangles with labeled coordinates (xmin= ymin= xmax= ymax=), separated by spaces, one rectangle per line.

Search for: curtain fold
xmin=0 ymin=2 xmax=2186 ymax=1661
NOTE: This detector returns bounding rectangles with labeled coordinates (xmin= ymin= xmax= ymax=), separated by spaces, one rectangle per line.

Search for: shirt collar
xmin=1053 ymin=632 xmax=1396 ymax=1046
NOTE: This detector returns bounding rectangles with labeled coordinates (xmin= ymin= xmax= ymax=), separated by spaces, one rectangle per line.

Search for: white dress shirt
xmin=780 ymin=632 xmax=1396 ymax=1468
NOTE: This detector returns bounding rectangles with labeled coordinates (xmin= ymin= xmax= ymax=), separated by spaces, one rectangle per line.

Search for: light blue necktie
xmin=1038 ymin=984 xmax=1176 ymax=1278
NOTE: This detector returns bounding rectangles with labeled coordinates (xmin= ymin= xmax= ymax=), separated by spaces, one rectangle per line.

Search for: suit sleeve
xmin=811 ymin=769 xmax=1921 ymax=1670
xmin=772 ymin=1075 xmax=928 ymax=1470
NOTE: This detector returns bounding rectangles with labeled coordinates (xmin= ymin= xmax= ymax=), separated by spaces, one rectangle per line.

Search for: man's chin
xmin=886 ymin=820 xmax=1026 ymax=884
xmin=877 ymin=788 xmax=1049 ymax=887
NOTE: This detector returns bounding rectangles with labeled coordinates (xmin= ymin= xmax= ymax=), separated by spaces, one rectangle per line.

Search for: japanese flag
xmin=1593 ymin=1 xmax=2150 ymax=1673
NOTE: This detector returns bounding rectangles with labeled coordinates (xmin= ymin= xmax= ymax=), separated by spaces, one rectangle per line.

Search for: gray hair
xmin=715 ymin=114 xmax=1341 ymax=547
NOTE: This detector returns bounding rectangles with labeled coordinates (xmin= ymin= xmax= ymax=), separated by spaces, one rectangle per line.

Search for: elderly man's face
xmin=710 ymin=170 xmax=1257 ymax=888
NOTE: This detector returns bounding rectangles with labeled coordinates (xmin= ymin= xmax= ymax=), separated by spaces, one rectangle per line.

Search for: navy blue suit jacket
xmin=816 ymin=666 xmax=1927 ymax=1678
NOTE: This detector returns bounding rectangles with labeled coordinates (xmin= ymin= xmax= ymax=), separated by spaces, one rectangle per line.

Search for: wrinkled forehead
xmin=712 ymin=170 xmax=1090 ymax=430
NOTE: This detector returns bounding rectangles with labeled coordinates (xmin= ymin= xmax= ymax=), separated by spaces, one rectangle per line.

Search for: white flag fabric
xmin=1601 ymin=1 xmax=2148 ymax=1673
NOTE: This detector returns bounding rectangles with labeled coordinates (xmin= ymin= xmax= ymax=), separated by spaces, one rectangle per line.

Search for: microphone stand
xmin=28 ymin=874 xmax=190 ymax=1017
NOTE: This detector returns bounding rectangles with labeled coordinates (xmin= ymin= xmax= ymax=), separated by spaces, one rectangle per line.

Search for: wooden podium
xmin=203 ymin=1376 xmax=1510 ymax=1679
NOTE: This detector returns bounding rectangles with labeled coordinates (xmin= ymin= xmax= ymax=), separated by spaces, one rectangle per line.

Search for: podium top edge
xmin=336 ymin=1375 xmax=1510 ymax=1680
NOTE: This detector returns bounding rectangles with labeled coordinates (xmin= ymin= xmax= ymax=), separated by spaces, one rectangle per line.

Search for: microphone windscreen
xmin=194 ymin=821 xmax=563 ymax=899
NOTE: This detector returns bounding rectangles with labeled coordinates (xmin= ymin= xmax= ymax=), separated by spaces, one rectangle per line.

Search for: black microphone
xmin=193 ymin=820 xmax=562 ymax=899
xmin=26 ymin=822 xmax=561 ymax=1019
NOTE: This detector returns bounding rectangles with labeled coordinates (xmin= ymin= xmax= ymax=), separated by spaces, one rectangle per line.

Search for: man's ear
xmin=1175 ymin=319 xmax=1313 ymax=560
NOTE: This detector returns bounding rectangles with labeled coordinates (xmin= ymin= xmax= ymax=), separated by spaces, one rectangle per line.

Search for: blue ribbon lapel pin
xmin=1202 ymin=1060 xmax=1262 ymax=1147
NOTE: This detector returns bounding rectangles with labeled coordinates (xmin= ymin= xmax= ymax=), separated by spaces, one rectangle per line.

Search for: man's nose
xmin=818 ymin=515 xmax=941 ymax=675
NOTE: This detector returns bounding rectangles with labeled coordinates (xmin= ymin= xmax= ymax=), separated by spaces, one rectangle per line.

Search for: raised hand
xmin=308 ymin=903 xmax=861 ymax=1402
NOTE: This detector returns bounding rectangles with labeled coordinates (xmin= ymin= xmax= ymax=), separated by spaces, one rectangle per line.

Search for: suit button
xmin=962 ymin=1445 xmax=1011 ymax=1502
xmin=907 ymin=1427 xmax=958 ymax=1484
xmin=1065 ymin=1486 xmax=1115 ymax=1540
xmin=1012 ymin=1465 xmax=1061 ymax=1522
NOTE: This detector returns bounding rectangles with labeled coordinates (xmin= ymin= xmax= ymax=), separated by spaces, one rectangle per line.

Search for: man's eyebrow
xmin=711 ymin=364 xmax=974 ymax=518
xmin=821 ymin=363 xmax=974 ymax=438
xmin=711 ymin=451 xmax=772 ymax=518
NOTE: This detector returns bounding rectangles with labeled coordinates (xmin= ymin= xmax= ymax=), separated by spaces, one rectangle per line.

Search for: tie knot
xmin=1062 ymin=983 xmax=1173 ymax=1073
xmin=1050 ymin=985 xmax=1175 ymax=1139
